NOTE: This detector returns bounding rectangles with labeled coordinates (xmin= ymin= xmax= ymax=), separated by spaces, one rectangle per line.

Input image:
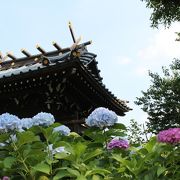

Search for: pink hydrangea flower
xmin=2 ymin=176 xmax=10 ymax=180
xmin=107 ymin=139 xmax=129 ymax=150
xmin=157 ymin=128 xmax=180 ymax=144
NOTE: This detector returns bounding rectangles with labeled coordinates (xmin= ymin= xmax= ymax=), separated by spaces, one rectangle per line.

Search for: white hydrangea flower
xmin=53 ymin=125 xmax=71 ymax=136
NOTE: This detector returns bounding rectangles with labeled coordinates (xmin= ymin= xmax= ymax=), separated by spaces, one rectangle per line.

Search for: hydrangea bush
xmin=0 ymin=108 xmax=179 ymax=180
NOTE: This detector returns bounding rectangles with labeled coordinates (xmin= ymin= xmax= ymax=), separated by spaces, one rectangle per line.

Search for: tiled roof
xmin=0 ymin=41 xmax=131 ymax=115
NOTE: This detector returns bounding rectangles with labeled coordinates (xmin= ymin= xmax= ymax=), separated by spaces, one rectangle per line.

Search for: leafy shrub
xmin=0 ymin=109 xmax=179 ymax=180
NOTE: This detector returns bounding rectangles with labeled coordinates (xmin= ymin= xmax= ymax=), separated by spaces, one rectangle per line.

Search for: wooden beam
xmin=21 ymin=49 xmax=31 ymax=57
xmin=0 ymin=51 xmax=3 ymax=59
xmin=7 ymin=52 xmax=16 ymax=60
xmin=36 ymin=44 xmax=46 ymax=54
xmin=52 ymin=41 xmax=62 ymax=51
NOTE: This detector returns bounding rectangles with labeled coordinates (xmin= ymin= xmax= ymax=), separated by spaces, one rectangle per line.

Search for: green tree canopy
xmin=135 ymin=59 xmax=180 ymax=133
xmin=142 ymin=0 xmax=180 ymax=28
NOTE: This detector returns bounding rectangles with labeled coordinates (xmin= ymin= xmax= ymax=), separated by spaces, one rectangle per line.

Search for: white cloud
xmin=135 ymin=23 xmax=180 ymax=76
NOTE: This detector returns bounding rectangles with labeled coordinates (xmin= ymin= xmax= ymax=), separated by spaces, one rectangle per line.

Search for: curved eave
xmin=0 ymin=54 xmax=131 ymax=116
xmin=74 ymin=61 xmax=131 ymax=116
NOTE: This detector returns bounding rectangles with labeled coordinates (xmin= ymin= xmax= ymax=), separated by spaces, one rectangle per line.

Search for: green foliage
xmin=0 ymin=121 xmax=180 ymax=179
xmin=135 ymin=59 xmax=180 ymax=133
xmin=112 ymin=137 xmax=180 ymax=179
xmin=127 ymin=119 xmax=150 ymax=144
xmin=142 ymin=0 xmax=180 ymax=28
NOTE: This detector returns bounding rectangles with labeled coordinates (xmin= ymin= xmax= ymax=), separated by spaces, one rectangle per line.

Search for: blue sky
xmin=1 ymin=0 xmax=180 ymax=126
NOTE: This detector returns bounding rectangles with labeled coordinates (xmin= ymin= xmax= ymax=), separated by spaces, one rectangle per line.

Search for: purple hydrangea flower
xmin=107 ymin=139 xmax=129 ymax=150
xmin=157 ymin=128 xmax=180 ymax=144
xmin=32 ymin=112 xmax=55 ymax=127
xmin=53 ymin=125 xmax=71 ymax=136
xmin=85 ymin=107 xmax=118 ymax=128
xmin=2 ymin=177 xmax=10 ymax=180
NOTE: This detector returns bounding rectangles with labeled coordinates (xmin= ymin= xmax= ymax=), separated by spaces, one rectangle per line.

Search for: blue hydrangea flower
xmin=0 ymin=113 xmax=22 ymax=132
xmin=32 ymin=112 xmax=55 ymax=127
xmin=0 ymin=143 xmax=5 ymax=147
xmin=85 ymin=107 xmax=118 ymax=128
xmin=47 ymin=144 xmax=53 ymax=152
xmin=53 ymin=125 xmax=71 ymax=136
xmin=53 ymin=146 xmax=66 ymax=154
xmin=46 ymin=144 xmax=68 ymax=155
xmin=20 ymin=118 xmax=34 ymax=129
xmin=6 ymin=134 xmax=17 ymax=143
xmin=10 ymin=134 xmax=17 ymax=142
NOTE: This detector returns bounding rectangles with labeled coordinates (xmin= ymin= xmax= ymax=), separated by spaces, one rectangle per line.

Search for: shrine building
xmin=0 ymin=23 xmax=131 ymax=132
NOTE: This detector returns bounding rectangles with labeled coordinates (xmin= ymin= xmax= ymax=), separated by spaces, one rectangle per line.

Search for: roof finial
xmin=68 ymin=21 xmax=76 ymax=43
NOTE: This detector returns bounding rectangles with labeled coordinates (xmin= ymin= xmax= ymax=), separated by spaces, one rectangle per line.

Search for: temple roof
xmin=0 ymin=41 xmax=131 ymax=115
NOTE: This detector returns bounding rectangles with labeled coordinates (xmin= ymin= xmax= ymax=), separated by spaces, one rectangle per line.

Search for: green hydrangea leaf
xmin=17 ymin=131 xmax=40 ymax=147
xmin=111 ymin=123 xmax=127 ymax=130
xmin=85 ymin=168 xmax=111 ymax=177
xmin=3 ymin=156 xmax=16 ymax=168
xmin=32 ymin=163 xmax=50 ymax=175
xmin=53 ymin=170 xmax=74 ymax=180
xmin=83 ymin=149 xmax=103 ymax=162
xmin=157 ymin=166 xmax=166 ymax=177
